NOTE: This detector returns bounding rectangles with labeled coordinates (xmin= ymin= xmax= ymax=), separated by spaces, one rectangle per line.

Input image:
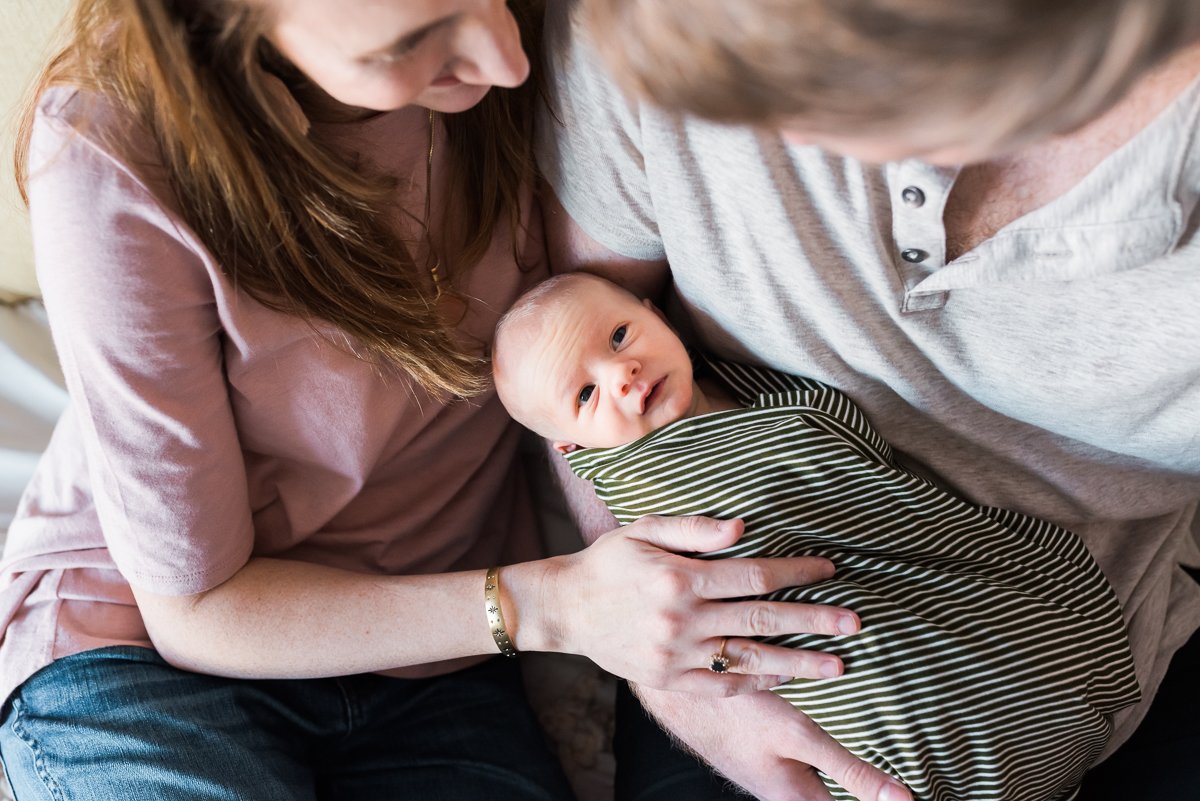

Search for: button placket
xmin=887 ymin=161 xmax=957 ymax=311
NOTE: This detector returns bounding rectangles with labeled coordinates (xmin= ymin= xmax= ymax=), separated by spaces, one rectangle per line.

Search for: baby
xmin=492 ymin=272 xmax=1142 ymax=801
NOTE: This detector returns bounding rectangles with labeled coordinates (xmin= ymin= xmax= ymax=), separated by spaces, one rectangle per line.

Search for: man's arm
xmin=541 ymin=180 xmax=670 ymax=299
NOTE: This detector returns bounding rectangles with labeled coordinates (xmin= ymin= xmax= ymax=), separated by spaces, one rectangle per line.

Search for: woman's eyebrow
xmin=359 ymin=14 xmax=460 ymax=59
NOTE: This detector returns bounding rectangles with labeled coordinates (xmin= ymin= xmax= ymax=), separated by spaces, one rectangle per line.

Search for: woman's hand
xmin=637 ymin=685 xmax=911 ymax=801
xmin=514 ymin=515 xmax=860 ymax=695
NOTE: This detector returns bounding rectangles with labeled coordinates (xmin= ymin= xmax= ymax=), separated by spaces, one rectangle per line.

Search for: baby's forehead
xmin=523 ymin=283 xmax=598 ymax=337
xmin=500 ymin=275 xmax=629 ymax=367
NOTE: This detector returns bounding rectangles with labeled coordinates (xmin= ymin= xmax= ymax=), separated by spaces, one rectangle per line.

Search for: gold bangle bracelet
xmin=484 ymin=566 xmax=518 ymax=658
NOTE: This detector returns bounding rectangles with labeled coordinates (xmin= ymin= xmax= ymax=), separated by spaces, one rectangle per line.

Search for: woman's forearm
xmin=136 ymin=515 xmax=856 ymax=694
xmin=134 ymin=555 xmax=565 ymax=679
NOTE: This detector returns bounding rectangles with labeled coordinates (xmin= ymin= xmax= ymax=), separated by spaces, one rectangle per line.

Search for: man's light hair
xmin=584 ymin=0 xmax=1200 ymax=154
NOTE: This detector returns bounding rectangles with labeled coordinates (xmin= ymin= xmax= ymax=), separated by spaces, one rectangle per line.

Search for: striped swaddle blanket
xmin=565 ymin=360 xmax=1140 ymax=801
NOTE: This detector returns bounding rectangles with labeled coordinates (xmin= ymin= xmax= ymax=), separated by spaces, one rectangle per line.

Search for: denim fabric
xmin=0 ymin=647 xmax=575 ymax=801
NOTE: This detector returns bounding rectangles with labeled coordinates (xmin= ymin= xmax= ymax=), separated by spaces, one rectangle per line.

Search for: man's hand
xmin=636 ymin=685 xmax=912 ymax=801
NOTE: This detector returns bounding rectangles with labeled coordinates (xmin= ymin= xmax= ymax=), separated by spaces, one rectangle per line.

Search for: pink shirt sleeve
xmin=27 ymin=90 xmax=254 ymax=594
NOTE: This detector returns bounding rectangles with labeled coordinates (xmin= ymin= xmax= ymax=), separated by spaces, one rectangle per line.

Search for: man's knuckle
xmin=838 ymin=760 xmax=882 ymax=795
xmin=782 ymin=711 xmax=817 ymax=741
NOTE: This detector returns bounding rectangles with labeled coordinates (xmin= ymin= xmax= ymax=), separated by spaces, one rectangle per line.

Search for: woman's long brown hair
xmin=15 ymin=0 xmax=543 ymax=398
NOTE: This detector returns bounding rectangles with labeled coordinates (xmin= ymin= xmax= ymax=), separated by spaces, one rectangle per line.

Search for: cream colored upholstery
xmin=1 ymin=0 xmax=71 ymax=301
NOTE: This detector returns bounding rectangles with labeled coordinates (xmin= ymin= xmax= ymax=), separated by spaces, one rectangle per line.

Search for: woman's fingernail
xmin=879 ymin=780 xmax=909 ymax=801
xmin=820 ymin=661 xmax=841 ymax=678
xmin=838 ymin=615 xmax=858 ymax=634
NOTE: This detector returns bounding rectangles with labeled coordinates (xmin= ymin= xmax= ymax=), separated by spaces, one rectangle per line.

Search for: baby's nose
xmin=614 ymin=360 xmax=640 ymax=395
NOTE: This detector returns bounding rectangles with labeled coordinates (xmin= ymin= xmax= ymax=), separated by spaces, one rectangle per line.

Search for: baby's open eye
xmin=611 ymin=325 xmax=628 ymax=348
xmin=577 ymin=385 xmax=595 ymax=407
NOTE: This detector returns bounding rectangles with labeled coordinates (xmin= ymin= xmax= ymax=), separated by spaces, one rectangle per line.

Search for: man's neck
xmin=944 ymin=42 xmax=1200 ymax=261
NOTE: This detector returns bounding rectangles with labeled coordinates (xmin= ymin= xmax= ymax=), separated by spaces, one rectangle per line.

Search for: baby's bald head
xmin=492 ymin=273 xmax=605 ymax=438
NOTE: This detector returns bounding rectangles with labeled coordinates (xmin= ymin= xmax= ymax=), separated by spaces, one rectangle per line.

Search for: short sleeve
xmin=536 ymin=0 xmax=666 ymax=261
xmin=26 ymin=90 xmax=254 ymax=594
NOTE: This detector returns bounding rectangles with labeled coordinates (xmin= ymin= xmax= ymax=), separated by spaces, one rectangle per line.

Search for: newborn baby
xmin=492 ymin=272 xmax=1141 ymax=801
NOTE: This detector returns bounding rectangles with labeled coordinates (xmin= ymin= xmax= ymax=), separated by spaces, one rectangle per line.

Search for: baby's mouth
xmin=642 ymin=377 xmax=665 ymax=414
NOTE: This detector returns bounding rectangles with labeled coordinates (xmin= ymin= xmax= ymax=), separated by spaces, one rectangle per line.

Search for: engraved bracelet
xmin=484 ymin=566 xmax=518 ymax=657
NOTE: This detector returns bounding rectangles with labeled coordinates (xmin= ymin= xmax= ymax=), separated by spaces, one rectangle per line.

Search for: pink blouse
xmin=0 ymin=86 xmax=546 ymax=702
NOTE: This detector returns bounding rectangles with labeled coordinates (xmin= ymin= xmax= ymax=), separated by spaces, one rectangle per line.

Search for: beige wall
xmin=1 ymin=0 xmax=71 ymax=301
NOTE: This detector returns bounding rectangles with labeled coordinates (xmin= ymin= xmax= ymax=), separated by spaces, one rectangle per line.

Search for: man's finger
xmin=796 ymin=713 xmax=913 ymax=801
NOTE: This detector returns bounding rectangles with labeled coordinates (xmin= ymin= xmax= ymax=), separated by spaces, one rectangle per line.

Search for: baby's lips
xmin=640 ymin=377 xmax=665 ymax=414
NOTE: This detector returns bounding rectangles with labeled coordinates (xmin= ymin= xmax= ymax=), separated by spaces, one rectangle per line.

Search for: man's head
xmin=492 ymin=273 xmax=697 ymax=452
xmin=584 ymin=0 xmax=1200 ymax=163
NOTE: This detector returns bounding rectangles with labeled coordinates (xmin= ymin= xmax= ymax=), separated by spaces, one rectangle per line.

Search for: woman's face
xmin=266 ymin=0 xmax=529 ymax=114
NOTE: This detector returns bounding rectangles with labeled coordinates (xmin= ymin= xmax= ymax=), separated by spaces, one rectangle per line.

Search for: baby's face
xmin=512 ymin=279 xmax=696 ymax=452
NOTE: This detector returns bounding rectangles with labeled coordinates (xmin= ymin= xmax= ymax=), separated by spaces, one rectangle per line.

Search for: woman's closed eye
xmin=362 ymin=37 xmax=422 ymax=67
xmin=361 ymin=17 xmax=454 ymax=67
xmin=577 ymin=384 xmax=595 ymax=407
xmin=610 ymin=324 xmax=628 ymax=349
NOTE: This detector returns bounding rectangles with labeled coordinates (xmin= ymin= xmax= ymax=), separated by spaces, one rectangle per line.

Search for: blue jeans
xmin=0 ymin=646 xmax=575 ymax=801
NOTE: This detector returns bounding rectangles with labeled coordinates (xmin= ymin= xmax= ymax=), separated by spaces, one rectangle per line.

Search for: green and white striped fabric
xmin=565 ymin=360 xmax=1140 ymax=801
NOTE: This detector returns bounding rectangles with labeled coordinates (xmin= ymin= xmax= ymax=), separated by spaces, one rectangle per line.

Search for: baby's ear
xmin=642 ymin=296 xmax=669 ymax=324
xmin=553 ymin=440 xmax=580 ymax=455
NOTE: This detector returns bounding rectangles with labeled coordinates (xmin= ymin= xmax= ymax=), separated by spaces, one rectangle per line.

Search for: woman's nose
xmin=452 ymin=10 xmax=530 ymax=89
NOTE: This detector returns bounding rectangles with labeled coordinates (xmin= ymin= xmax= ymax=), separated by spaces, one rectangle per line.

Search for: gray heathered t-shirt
xmin=537 ymin=1 xmax=1200 ymax=753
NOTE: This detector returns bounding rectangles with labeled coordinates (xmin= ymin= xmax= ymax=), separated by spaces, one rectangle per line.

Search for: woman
xmin=0 ymin=1 xmax=853 ymax=798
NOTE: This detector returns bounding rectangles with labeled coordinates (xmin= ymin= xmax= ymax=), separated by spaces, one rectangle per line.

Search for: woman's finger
xmin=692 ymin=554 xmax=836 ymax=598
xmin=621 ymin=514 xmax=744 ymax=553
xmin=671 ymin=636 xmax=844 ymax=693
xmin=711 ymin=598 xmax=861 ymax=639
xmin=719 ymin=637 xmax=845 ymax=681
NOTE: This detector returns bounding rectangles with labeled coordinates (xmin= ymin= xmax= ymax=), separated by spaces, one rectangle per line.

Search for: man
xmin=536 ymin=1 xmax=1200 ymax=800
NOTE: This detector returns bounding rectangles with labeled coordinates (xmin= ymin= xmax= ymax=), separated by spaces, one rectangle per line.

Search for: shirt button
xmin=901 ymin=186 xmax=926 ymax=208
xmin=901 ymin=248 xmax=929 ymax=263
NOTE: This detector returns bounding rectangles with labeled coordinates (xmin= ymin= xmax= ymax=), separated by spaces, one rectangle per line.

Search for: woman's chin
xmin=417 ymin=83 xmax=492 ymax=114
